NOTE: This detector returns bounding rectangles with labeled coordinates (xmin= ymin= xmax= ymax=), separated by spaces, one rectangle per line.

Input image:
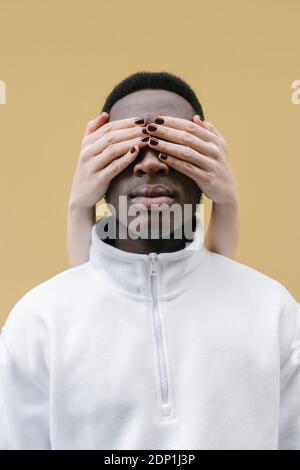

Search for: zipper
xmin=149 ymin=252 xmax=173 ymax=418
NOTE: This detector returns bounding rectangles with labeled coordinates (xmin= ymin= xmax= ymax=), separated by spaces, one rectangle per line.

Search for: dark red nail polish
xmin=149 ymin=137 xmax=159 ymax=145
xmin=130 ymin=145 xmax=136 ymax=153
xmin=141 ymin=135 xmax=150 ymax=142
xmin=142 ymin=127 xmax=148 ymax=134
xmin=147 ymin=124 xmax=157 ymax=132
xmin=134 ymin=117 xmax=145 ymax=125
xmin=155 ymin=117 xmax=164 ymax=125
xmin=159 ymin=153 xmax=167 ymax=160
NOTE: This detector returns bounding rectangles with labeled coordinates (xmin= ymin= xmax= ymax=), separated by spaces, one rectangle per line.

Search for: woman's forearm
xmin=204 ymin=199 xmax=240 ymax=259
xmin=67 ymin=201 xmax=95 ymax=268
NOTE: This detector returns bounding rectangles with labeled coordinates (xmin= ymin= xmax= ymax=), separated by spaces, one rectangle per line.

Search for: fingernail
xmin=147 ymin=124 xmax=157 ymax=132
xmin=142 ymin=127 xmax=148 ymax=134
xmin=134 ymin=117 xmax=145 ymax=125
xmin=130 ymin=145 xmax=136 ymax=153
xmin=141 ymin=135 xmax=150 ymax=142
xmin=149 ymin=137 xmax=159 ymax=145
xmin=159 ymin=153 xmax=167 ymax=160
xmin=154 ymin=117 xmax=164 ymax=125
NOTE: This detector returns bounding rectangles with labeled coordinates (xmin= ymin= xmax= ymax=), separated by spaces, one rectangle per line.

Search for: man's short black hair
xmin=101 ymin=71 xmax=205 ymax=119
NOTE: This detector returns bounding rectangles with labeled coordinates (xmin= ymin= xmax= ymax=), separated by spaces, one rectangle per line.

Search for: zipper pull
xmin=149 ymin=252 xmax=158 ymax=276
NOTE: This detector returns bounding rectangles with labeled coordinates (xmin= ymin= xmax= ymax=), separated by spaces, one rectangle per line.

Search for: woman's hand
xmin=68 ymin=113 xmax=149 ymax=210
xmin=67 ymin=112 xmax=149 ymax=267
xmin=145 ymin=115 xmax=238 ymax=207
xmin=145 ymin=115 xmax=239 ymax=258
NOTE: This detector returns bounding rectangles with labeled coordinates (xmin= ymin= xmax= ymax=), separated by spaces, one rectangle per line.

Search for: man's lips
xmin=130 ymin=184 xmax=176 ymax=208
xmin=131 ymin=195 xmax=176 ymax=208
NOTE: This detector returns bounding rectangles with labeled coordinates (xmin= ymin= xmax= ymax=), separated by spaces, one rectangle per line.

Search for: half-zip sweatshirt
xmin=0 ymin=214 xmax=299 ymax=450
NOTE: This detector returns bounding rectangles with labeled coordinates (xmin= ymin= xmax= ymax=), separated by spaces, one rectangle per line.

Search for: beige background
xmin=0 ymin=0 xmax=299 ymax=326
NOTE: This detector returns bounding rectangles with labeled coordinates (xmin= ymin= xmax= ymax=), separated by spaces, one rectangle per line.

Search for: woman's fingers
xmin=89 ymin=126 xmax=147 ymax=157
xmin=146 ymin=122 xmax=219 ymax=159
xmin=193 ymin=115 xmax=228 ymax=153
xmin=146 ymin=114 xmax=226 ymax=155
xmin=90 ymin=137 xmax=149 ymax=173
xmin=149 ymin=115 xmax=219 ymax=145
xmin=192 ymin=115 xmax=219 ymax=136
xmin=158 ymin=153 xmax=211 ymax=187
xmin=83 ymin=116 xmax=147 ymax=146
xmin=147 ymin=136 xmax=216 ymax=172
xmin=100 ymin=144 xmax=141 ymax=181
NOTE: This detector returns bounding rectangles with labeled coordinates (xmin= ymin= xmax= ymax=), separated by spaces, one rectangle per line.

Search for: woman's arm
xmin=204 ymin=198 xmax=240 ymax=259
xmin=67 ymin=202 xmax=95 ymax=267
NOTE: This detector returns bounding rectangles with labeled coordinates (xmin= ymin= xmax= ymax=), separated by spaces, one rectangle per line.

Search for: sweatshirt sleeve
xmin=0 ymin=292 xmax=51 ymax=450
xmin=278 ymin=299 xmax=300 ymax=450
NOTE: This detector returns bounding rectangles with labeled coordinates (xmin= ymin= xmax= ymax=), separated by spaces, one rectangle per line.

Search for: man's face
xmin=105 ymin=89 xmax=202 ymax=235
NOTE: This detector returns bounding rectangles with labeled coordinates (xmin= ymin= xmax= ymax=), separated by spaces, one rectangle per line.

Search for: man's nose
xmin=133 ymin=147 xmax=169 ymax=177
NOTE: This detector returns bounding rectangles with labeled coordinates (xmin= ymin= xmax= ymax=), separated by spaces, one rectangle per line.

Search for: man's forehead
xmin=109 ymin=89 xmax=195 ymax=123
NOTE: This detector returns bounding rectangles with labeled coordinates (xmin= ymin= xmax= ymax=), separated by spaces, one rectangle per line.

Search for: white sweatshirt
xmin=0 ymin=214 xmax=299 ymax=450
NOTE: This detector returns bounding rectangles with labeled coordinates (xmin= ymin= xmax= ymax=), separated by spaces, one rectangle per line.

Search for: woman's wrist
xmin=68 ymin=197 xmax=93 ymax=213
xmin=213 ymin=197 xmax=239 ymax=212
xmin=68 ymin=199 xmax=95 ymax=225
xmin=207 ymin=190 xmax=240 ymax=259
xmin=213 ymin=184 xmax=239 ymax=210
xmin=211 ymin=196 xmax=240 ymax=225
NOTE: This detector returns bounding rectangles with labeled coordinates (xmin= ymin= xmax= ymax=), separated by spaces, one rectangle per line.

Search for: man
xmin=0 ymin=72 xmax=299 ymax=450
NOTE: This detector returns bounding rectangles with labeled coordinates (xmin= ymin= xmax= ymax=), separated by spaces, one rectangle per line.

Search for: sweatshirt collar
xmin=88 ymin=213 xmax=207 ymax=300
